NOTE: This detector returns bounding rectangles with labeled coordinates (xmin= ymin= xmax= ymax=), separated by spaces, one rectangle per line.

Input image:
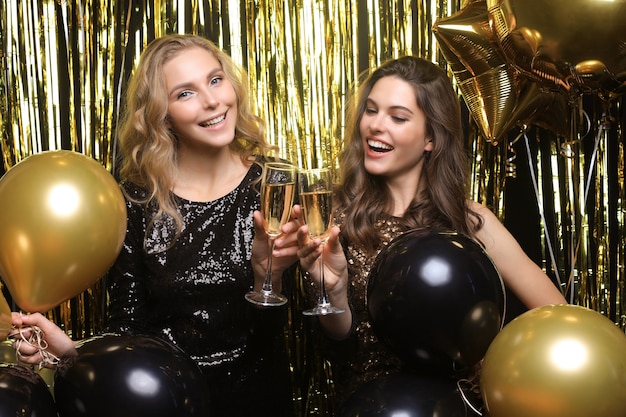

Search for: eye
xmin=392 ymin=115 xmax=408 ymax=123
xmin=177 ymin=90 xmax=193 ymax=99
xmin=364 ymin=107 xmax=377 ymax=115
xmin=210 ymin=75 xmax=223 ymax=86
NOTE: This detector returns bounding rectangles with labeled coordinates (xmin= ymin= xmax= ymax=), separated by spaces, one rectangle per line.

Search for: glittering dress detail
xmin=104 ymin=163 xmax=293 ymax=417
xmin=314 ymin=214 xmax=406 ymax=407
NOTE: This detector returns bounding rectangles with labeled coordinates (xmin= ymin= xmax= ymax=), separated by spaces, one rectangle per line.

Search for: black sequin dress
xmin=103 ymin=163 xmax=294 ymax=417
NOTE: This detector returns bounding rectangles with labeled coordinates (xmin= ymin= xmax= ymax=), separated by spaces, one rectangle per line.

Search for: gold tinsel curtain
xmin=0 ymin=0 xmax=457 ymax=171
xmin=1 ymin=0 xmax=625 ymax=414
xmin=0 ymin=0 xmax=461 ymax=332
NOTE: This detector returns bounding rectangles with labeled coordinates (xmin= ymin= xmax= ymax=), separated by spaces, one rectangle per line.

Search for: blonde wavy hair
xmin=336 ymin=56 xmax=482 ymax=254
xmin=116 ymin=34 xmax=276 ymax=238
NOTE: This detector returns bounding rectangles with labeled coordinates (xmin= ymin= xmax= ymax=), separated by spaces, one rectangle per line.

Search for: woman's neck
xmin=386 ymin=174 xmax=424 ymax=217
xmin=173 ymin=148 xmax=250 ymax=202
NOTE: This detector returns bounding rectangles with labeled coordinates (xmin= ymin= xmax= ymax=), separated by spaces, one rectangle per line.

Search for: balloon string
xmin=581 ymin=111 xmax=604 ymax=213
xmin=505 ymin=130 xmax=525 ymax=178
xmin=567 ymin=109 xmax=604 ymax=303
xmin=523 ymin=132 xmax=563 ymax=291
xmin=456 ymin=365 xmax=483 ymax=416
xmin=8 ymin=325 xmax=60 ymax=369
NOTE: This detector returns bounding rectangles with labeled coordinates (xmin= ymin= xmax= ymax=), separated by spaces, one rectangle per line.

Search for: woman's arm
xmin=472 ymin=202 xmax=567 ymax=309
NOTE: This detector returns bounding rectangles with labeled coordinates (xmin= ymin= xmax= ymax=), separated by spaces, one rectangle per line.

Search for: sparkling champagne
xmin=262 ymin=182 xmax=296 ymax=236
xmin=300 ymin=190 xmax=333 ymax=240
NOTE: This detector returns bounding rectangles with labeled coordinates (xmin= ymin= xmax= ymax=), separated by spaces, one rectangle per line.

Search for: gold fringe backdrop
xmin=0 ymin=0 xmax=459 ymax=331
xmin=1 ymin=0 xmax=625 ymax=414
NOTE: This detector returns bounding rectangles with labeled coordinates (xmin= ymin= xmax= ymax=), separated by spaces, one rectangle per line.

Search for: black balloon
xmin=54 ymin=334 xmax=211 ymax=417
xmin=367 ymin=229 xmax=505 ymax=376
xmin=336 ymin=372 xmax=476 ymax=417
xmin=0 ymin=363 xmax=58 ymax=417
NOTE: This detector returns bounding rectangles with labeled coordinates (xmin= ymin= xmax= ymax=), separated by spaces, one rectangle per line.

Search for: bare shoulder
xmin=466 ymin=200 xmax=500 ymax=227
xmin=466 ymin=200 xmax=512 ymax=250
xmin=467 ymin=200 xmax=492 ymax=214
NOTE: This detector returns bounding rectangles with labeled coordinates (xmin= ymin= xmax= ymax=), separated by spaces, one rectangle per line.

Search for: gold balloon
xmin=0 ymin=150 xmax=127 ymax=313
xmin=486 ymin=0 xmax=626 ymax=99
xmin=0 ymin=292 xmax=10 ymax=341
xmin=434 ymin=1 xmax=518 ymax=144
xmin=434 ymin=1 xmax=571 ymax=142
xmin=36 ymin=367 xmax=55 ymax=393
xmin=0 ymin=339 xmax=18 ymax=364
xmin=516 ymin=81 xmax=571 ymax=138
xmin=433 ymin=1 xmax=501 ymax=84
xmin=481 ymin=304 xmax=626 ymax=417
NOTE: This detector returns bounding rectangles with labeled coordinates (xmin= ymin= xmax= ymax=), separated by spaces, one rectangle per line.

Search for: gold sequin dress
xmin=312 ymin=214 xmax=408 ymax=408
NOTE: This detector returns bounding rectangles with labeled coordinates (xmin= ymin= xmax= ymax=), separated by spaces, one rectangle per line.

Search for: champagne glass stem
xmin=318 ymin=244 xmax=330 ymax=306
xmin=245 ymin=236 xmax=287 ymax=306
xmin=262 ymin=238 xmax=276 ymax=293
xmin=303 ymin=241 xmax=344 ymax=315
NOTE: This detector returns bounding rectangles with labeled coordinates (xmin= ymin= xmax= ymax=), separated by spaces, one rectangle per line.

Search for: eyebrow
xmin=168 ymin=67 xmax=224 ymax=96
xmin=365 ymin=98 xmax=414 ymax=114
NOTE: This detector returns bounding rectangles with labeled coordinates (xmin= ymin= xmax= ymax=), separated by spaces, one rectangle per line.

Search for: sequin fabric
xmin=313 ymin=214 xmax=406 ymax=407
xmin=103 ymin=163 xmax=294 ymax=417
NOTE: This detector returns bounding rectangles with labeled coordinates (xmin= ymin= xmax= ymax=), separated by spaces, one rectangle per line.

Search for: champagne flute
xmin=245 ymin=162 xmax=296 ymax=306
xmin=299 ymin=167 xmax=345 ymax=315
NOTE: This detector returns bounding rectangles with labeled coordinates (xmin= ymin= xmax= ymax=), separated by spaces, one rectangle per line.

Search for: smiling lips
xmin=367 ymin=139 xmax=393 ymax=153
xmin=200 ymin=113 xmax=226 ymax=128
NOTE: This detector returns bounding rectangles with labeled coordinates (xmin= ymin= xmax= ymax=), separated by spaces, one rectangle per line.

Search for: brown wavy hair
xmin=116 ymin=34 xmax=276 ymax=237
xmin=336 ymin=56 xmax=482 ymax=254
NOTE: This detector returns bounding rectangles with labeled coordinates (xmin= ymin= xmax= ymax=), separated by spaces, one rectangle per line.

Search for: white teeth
xmin=201 ymin=114 xmax=225 ymax=127
xmin=368 ymin=139 xmax=393 ymax=150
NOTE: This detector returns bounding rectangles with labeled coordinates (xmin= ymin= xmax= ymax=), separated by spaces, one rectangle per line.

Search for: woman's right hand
xmin=296 ymin=222 xmax=348 ymax=298
xmin=10 ymin=312 xmax=77 ymax=367
xmin=291 ymin=205 xmax=352 ymax=339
